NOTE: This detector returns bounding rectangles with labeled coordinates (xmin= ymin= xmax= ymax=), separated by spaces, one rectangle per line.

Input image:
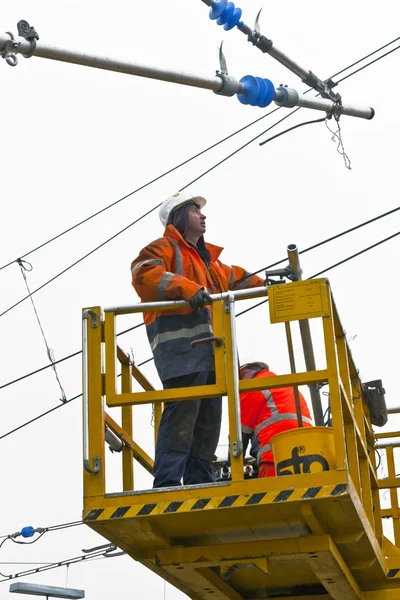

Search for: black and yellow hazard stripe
xmin=387 ymin=568 xmax=400 ymax=578
xmin=83 ymin=483 xmax=348 ymax=522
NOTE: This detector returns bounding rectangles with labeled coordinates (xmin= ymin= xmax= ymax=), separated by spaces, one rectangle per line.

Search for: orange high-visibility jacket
xmin=131 ymin=225 xmax=263 ymax=382
xmin=240 ymin=369 xmax=313 ymax=465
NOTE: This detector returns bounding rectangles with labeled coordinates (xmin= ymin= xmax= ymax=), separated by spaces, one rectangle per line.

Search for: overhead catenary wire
xmin=335 ymin=43 xmax=400 ymax=85
xmin=1 ymin=40 xmax=399 ymax=438
xmin=2 ymin=228 xmax=399 ymax=441
xmin=236 ymin=230 xmax=400 ymax=317
xmin=0 ymin=545 xmax=122 ymax=583
xmin=0 ymin=109 xmax=280 ymax=274
xmin=0 ymin=109 xmax=297 ymax=321
xmin=0 ymin=323 xmax=144 ymax=391
xmin=1 ymin=34 xmax=397 ymax=275
xmin=0 ymin=353 xmax=152 ymax=440
xmin=1 ymin=203 xmax=399 ymax=393
xmin=241 ymin=204 xmax=400 ymax=281
xmin=0 ymin=520 xmax=82 ymax=541
xmin=17 ymin=259 xmax=67 ymax=403
xmin=0 ymin=394 xmax=81 ymax=441
xmin=1 ymin=37 xmax=399 ymax=321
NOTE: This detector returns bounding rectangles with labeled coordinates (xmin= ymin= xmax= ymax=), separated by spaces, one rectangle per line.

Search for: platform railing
xmin=374 ymin=430 xmax=400 ymax=547
xmin=82 ymin=278 xmax=388 ymax=550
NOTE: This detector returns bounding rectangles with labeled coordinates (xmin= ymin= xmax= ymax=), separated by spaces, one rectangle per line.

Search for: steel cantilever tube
xmin=287 ymin=244 xmax=324 ymax=426
xmin=0 ymin=32 xmax=243 ymax=96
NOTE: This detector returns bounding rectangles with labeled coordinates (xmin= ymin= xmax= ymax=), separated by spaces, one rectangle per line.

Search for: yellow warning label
xmin=269 ymin=279 xmax=328 ymax=323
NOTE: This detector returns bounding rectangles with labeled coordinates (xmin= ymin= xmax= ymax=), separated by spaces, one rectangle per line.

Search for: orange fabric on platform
xmin=240 ymin=369 xmax=313 ymax=466
xmin=258 ymin=462 xmax=276 ymax=477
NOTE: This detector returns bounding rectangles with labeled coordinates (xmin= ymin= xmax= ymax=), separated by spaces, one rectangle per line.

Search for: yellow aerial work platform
xmin=82 ymin=278 xmax=400 ymax=599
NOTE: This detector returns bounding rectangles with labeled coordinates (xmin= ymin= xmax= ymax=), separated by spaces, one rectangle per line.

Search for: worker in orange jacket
xmin=131 ymin=191 xmax=263 ymax=488
xmin=239 ymin=361 xmax=313 ymax=477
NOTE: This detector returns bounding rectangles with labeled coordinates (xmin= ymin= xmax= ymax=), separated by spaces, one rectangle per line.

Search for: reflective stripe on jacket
xmin=240 ymin=369 xmax=313 ymax=465
xmin=131 ymin=225 xmax=263 ymax=381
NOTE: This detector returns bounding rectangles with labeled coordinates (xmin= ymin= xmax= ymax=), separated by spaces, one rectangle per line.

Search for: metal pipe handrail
xmin=104 ymin=286 xmax=268 ymax=314
xmin=376 ymin=441 xmax=400 ymax=449
xmin=82 ymin=310 xmax=101 ymax=474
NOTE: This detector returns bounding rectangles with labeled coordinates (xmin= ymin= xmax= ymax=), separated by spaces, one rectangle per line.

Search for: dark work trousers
xmin=153 ymin=371 xmax=222 ymax=488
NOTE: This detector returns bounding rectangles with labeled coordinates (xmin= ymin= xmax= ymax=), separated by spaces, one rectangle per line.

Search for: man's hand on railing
xmin=189 ymin=290 xmax=212 ymax=310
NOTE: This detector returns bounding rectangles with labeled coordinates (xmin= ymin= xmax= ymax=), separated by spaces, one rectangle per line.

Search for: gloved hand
xmin=189 ymin=290 xmax=212 ymax=310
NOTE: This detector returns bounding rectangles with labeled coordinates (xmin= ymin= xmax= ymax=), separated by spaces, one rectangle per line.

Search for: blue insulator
xmin=237 ymin=75 xmax=258 ymax=105
xmin=251 ymin=77 xmax=268 ymax=107
xmin=217 ymin=2 xmax=235 ymax=26
xmin=210 ymin=0 xmax=242 ymax=29
xmin=258 ymin=78 xmax=275 ymax=108
xmin=21 ymin=526 xmax=35 ymax=538
xmin=237 ymin=76 xmax=275 ymax=108
xmin=223 ymin=7 xmax=242 ymax=30
xmin=209 ymin=0 xmax=228 ymax=20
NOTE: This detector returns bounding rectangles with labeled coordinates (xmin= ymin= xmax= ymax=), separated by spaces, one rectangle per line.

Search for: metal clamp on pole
xmin=275 ymin=86 xmax=375 ymax=120
xmin=205 ymin=0 xmax=341 ymax=101
xmin=82 ymin=309 xmax=101 ymax=474
xmin=0 ymin=32 xmax=20 ymax=66
xmin=213 ymin=41 xmax=243 ymax=97
xmin=225 ymin=292 xmax=243 ymax=458
xmin=16 ymin=20 xmax=39 ymax=58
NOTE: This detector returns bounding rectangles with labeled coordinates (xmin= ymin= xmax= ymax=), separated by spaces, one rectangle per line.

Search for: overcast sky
xmin=1 ymin=0 xmax=399 ymax=598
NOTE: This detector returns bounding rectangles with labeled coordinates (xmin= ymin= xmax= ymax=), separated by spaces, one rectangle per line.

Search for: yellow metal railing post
xmin=104 ymin=311 xmax=117 ymax=403
xmin=386 ymin=446 xmax=400 ymax=546
xmin=130 ymin=363 xmax=158 ymax=445
xmin=153 ymin=402 xmax=162 ymax=448
xmin=121 ymin=359 xmax=134 ymax=491
xmin=321 ymin=291 xmax=347 ymax=471
xmin=212 ymin=298 xmax=227 ymax=393
xmin=334 ymin=317 xmax=362 ymax=499
xmin=82 ymin=307 xmax=106 ymax=499
xmin=284 ymin=321 xmax=304 ymax=428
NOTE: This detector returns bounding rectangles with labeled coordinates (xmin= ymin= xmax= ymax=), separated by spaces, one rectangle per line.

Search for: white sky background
xmin=0 ymin=0 xmax=399 ymax=598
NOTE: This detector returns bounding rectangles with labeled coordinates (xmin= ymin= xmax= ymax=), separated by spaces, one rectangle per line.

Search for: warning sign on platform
xmin=269 ymin=279 xmax=329 ymax=323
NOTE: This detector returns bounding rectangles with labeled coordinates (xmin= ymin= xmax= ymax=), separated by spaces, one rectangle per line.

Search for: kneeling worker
xmin=239 ymin=361 xmax=313 ymax=477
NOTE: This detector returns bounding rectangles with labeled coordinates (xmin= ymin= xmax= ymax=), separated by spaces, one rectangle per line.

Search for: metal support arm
xmin=0 ymin=22 xmax=374 ymax=120
xmin=0 ymin=29 xmax=243 ymax=96
xmin=275 ymin=87 xmax=374 ymax=120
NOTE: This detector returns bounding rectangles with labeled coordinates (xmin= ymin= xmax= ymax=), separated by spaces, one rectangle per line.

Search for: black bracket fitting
xmin=17 ymin=20 xmax=39 ymax=59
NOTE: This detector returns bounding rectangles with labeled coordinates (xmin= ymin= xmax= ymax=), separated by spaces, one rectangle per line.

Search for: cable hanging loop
xmin=325 ymin=113 xmax=352 ymax=170
xmin=16 ymin=258 xmax=33 ymax=272
xmin=16 ymin=258 xmax=68 ymax=403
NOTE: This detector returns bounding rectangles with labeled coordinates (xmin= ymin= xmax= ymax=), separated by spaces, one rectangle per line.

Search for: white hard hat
xmin=159 ymin=191 xmax=207 ymax=227
xmin=239 ymin=355 xmax=269 ymax=371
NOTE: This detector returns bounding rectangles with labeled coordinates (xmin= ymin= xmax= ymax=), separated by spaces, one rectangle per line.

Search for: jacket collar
xmin=164 ymin=224 xmax=223 ymax=261
xmin=254 ymin=369 xmax=276 ymax=378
